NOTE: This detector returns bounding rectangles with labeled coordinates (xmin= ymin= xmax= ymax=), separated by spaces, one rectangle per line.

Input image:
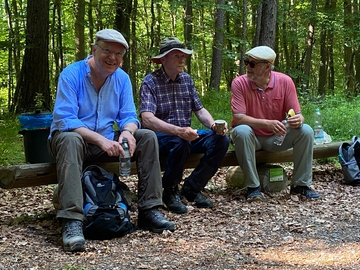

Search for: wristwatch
xmin=122 ymin=128 xmax=134 ymax=135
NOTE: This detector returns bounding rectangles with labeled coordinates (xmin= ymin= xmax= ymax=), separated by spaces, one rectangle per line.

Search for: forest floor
xmin=0 ymin=164 xmax=360 ymax=270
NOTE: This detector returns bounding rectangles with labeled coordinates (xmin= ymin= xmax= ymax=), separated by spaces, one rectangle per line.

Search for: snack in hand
xmin=287 ymin=109 xmax=295 ymax=118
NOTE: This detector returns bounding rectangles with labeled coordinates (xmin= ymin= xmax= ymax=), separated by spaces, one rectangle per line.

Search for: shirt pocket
xmin=272 ymin=98 xmax=284 ymax=114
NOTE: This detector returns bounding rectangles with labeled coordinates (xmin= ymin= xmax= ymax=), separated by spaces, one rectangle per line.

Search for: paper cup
xmin=214 ymin=120 xmax=226 ymax=135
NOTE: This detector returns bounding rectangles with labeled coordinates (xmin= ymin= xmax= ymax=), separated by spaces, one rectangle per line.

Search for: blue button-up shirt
xmin=139 ymin=67 xmax=203 ymax=127
xmin=50 ymin=55 xmax=140 ymax=140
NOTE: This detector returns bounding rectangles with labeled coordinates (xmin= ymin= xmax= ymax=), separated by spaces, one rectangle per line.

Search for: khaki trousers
xmin=230 ymin=124 xmax=314 ymax=188
xmin=48 ymin=129 xmax=163 ymax=221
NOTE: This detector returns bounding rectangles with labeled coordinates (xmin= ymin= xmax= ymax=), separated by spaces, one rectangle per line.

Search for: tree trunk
xmin=199 ymin=7 xmax=209 ymax=91
xmin=130 ymin=0 xmax=138 ymax=92
xmin=115 ymin=0 xmax=132 ymax=73
xmin=354 ymin=1 xmax=360 ymax=96
xmin=5 ymin=0 xmax=23 ymax=112
xmin=210 ymin=0 xmax=225 ymax=91
xmin=235 ymin=0 xmax=247 ymax=76
xmin=318 ymin=17 xmax=327 ymax=97
xmin=11 ymin=0 xmax=50 ymax=113
xmin=344 ymin=0 xmax=354 ymax=96
xmin=75 ymin=0 xmax=86 ymax=61
xmin=253 ymin=3 xmax=262 ymax=47
xmin=303 ymin=0 xmax=317 ymax=95
xmin=327 ymin=0 xmax=336 ymax=94
xmin=184 ymin=0 xmax=193 ymax=75
xmin=259 ymin=0 xmax=277 ymax=48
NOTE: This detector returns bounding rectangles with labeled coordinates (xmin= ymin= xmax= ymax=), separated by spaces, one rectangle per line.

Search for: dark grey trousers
xmin=48 ymin=129 xmax=163 ymax=221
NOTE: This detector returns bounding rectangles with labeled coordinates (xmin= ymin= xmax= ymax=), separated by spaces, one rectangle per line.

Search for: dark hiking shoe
xmin=62 ymin=219 xmax=85 ymax=252
xmin=138 ymin=208 xmax=175 ymax=233
xmin=181 ymin=181 xmax=213 ymax=208
xmin=163 ymin=186 xmax=187 ymax=214
xmin=290 ymin=185 xmax=322 ymax=199
xmin=246 ymin=186 xmax=264 ymax=201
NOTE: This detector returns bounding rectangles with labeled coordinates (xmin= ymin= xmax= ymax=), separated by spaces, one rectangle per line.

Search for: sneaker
xmin=138 ymin=208 xmax=175 ymax=233
xmin=62 ymin=219 xmax=85 ymax=252
xmin=181 ymin=180 xmax=213 ymax=208
xmin=290 ymin=185 xmax=322 ymax=199
xmin=163 ymin=186 xmax=187 ymax=214
xmin=247 ymin=186 xmax=264 ymax=201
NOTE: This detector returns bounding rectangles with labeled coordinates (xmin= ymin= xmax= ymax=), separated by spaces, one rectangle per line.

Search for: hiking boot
xmin=246 ymin=186 xmax=264 ymax=201
xmin=62 ymin=219 xmax=85 ymax=252
xmin=290 ymin=185 xmax=322 ymax=199
xmin=163 ymin=186 xmax=187 ymax=214
xmin=138 ymin=208 xmax=175 ymax=233
xmin=181 ymin=180 xmax=213 ymax=208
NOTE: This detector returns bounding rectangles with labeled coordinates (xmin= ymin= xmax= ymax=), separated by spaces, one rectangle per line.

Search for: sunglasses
xmin=244 ymin=59 xmax=269 ymax=68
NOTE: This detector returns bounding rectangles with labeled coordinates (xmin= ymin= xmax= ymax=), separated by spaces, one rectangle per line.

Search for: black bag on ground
xmin=81 ymin=165 xmax=136 ymax=240
xmin=338 ymin=136 xmax=360 ymax=186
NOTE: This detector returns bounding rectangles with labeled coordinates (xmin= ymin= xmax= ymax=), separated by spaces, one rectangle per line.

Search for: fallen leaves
xmin=0 ymin=164 xmax=360 ymax=269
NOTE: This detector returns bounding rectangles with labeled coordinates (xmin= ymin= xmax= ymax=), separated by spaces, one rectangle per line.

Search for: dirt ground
xmin=0 ymin=164 xmax=360 ymax=270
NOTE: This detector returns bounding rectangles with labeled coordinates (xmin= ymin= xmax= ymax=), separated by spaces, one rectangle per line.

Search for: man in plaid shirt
xmin=140 ymin=37 xmax=229 ymax=214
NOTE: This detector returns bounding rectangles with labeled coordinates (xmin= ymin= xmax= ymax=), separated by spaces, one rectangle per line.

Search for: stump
xmin=226 ymin=164 xmax=288 ymax=193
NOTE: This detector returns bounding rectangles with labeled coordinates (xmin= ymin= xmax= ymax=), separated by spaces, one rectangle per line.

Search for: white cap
xmin=95 ymin=29 xmax=129 ymax=50
xmin=245 ymin=46 xmax=276 ymax=64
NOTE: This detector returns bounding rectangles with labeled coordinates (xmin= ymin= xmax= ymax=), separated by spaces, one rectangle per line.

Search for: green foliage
xmin=301 ymin=95 xmax=360 ymax=142
xmin=191 ymin=90 xmax=231 ymax=130
xmin=0 ymin=116 xmax=24 ymax=165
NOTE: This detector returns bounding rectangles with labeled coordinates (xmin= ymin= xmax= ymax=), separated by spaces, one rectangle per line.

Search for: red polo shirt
xmin=231 ymin=71 xmax=301 ymax=136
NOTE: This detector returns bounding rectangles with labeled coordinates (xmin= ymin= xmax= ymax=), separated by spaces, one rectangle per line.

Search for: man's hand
xmin=119 ymin=131 xmax=136 ymax=156
xmin=287 ymin=115 xmax=303 ymax=129
xmin=99 ymin=138 xmax=124 ymax=157
xmin=177 ymin=127 xmax=199 ymax=141
xmin=268 ymin=120 xmax=287 ymax=136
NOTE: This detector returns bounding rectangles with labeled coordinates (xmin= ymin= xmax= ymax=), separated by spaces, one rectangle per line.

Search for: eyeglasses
xmin=96 ymin=43 xmax=124 ymax=58
xmin=244 ymin=59 xmax=269 ymax=68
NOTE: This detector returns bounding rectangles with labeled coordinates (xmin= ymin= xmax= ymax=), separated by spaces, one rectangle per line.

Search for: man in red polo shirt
xmin=230 ymin=46 xmax=321 ymax=201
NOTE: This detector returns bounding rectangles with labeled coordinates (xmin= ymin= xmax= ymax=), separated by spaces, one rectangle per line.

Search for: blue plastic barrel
xmin=18 ymin=110 xmax=55 ymax=163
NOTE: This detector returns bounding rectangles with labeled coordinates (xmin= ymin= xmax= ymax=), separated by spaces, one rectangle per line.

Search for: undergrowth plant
xmin=300 ymin=95 xmax=360 ymax=142
xmin=0 ymin=116 xmax=24 ymax=165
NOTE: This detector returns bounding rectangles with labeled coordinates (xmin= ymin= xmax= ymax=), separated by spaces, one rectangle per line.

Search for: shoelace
xmin=170 ymin=188 xmax=182 ymax=203
xmin=147 ymin=209 xmax=165 ymax=221
xmin=64 ymin=222 xmax=83 ymax=237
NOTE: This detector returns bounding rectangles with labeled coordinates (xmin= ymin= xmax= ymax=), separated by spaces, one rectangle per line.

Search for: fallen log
xmin=0 ymin=141 xmax=344 ymax=189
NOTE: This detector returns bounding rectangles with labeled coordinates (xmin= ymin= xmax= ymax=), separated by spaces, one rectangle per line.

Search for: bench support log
xmin=0 ymin=141 xmax=344 ymax=189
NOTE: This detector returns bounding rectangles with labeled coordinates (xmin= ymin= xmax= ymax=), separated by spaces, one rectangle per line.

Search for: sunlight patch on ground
xmin=253 ymin=239 xmax=360 ymax=267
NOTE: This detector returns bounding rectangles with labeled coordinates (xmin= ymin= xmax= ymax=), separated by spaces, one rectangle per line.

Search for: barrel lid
xmin=19 ymin=109 xmax=52 ymax=117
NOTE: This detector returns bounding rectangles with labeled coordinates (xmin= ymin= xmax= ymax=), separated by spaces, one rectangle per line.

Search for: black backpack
xmin=81 ymin=165 xmax=136 ymax=240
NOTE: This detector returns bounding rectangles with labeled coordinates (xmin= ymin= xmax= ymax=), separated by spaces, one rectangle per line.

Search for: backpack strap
xmin=82 ymin=165 xmax=115 ymax=181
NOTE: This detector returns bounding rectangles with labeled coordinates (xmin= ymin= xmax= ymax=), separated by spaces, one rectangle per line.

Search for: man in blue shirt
xmin=49 ymin=29 xmax=174 ymax=252
xmin=140 ymin=37 xmax=229 ymax=214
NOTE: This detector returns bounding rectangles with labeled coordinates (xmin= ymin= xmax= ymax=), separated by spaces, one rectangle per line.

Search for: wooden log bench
xmin=0 ymin=141 xmax=344 ymax=189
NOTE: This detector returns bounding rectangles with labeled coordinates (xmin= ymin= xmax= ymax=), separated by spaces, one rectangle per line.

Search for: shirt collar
xmin=250 ymin=71 xmax=274 ymax=91
xmin=159 ymin=66 xmax=181 ymax=83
